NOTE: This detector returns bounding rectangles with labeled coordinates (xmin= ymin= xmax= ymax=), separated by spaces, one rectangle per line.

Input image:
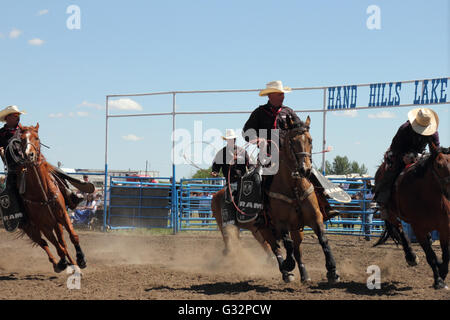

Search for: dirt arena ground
xmin=0 ymin=228 xmax=448 ymax=300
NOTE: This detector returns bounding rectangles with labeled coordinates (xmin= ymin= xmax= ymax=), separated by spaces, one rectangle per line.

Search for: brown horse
xmin=256 ymin=115 xmax=340 ymax=284
xmin=14 ymin=124 xmax=87 ymax=272
xmin=211 ymin=188 xmax=273 ymax=258
xmin=375 ymin=146 xmax=449 ymax=289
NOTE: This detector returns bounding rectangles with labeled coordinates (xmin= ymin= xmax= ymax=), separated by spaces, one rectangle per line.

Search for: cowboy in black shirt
xmin=0 ymin=105 xmax=84 ymax=210
xmin=211 ymin=129 xmax=254 ymax=226
xmin=242 ymin=81 xmax=338 ymax=220
xmin=375 ymin=108 xmax=440 ymax=208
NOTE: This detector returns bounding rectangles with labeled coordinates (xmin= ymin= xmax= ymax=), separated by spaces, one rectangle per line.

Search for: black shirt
xmin=212 ymin=146 xmax=254 ymax=183
xmin=242 ymin=102 xmax=301 ymax=143
xmin=0 ymin=124 xmax=19 ymax=149
xmin=390 ymin=121 xmax=440 ymax=156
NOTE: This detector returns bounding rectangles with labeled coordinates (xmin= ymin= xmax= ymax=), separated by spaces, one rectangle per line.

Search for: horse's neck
xmin=23 ymin=160 xmax=54 ymax=198
xmin=271 ymin=147 xmax=300 ymax=194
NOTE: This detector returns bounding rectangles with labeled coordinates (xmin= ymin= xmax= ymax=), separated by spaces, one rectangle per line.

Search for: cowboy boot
xmin=315 ymin=190 xmax=339 ymax=221
xmin=64 ymin=188 xmax=84 ymax=210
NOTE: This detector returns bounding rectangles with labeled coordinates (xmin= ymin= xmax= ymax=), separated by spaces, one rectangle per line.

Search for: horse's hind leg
xmin=259 ymin=228 xmax=294 ymax=283
xmin=22 ymin=225 xmax=59 ymax=272
xmin=291 ymin=230 xmax=311 ymax=283
xmin=438 ymin=232 xmax=449 ymax=281
xmin=40 ymin=226 xmax=72 ymax=273
xmin=54 ymin=223 xmax=77 ymax=267
xmin=416 ymin=231 xmax=447 ymax=289
xmin=398 ymin=224 xmax=419 ymax=266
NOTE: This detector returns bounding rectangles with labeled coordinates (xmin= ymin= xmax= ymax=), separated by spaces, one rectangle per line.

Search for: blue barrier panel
xmin=107 ymin=176 xmax=174 ymax=230
xmin=324 ymin=177 xmax=384 ymax=238
xmin=178 ymin=178 xmax=224 ymax=231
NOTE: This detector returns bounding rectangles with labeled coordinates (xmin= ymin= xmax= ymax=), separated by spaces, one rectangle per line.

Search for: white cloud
xmin=9 ymin=28 xmax=22 ymax=39
xmin=368 ymin=111 xmax=396 ymax=119
xmin=332 ymin=110 xmax=358 ymax=118
xmin=76 ymin=111 xmax=89 ymax=117
xmin=78 ymin=101 xmax=103 ymax=110
xmin=28 ymin=38 xmax=45 ymax=46
xmin=0 ymin=33 xmax=4 ymax=39
xmin=122 ymin=134 xmax=144 ymax=141
xmin=109 ymin=98 xmax=143 ymax=111
xmin=49 ymin=113 xmax=64 ymax=118
xmin=37 ymin=9 xmax=49 ymax=16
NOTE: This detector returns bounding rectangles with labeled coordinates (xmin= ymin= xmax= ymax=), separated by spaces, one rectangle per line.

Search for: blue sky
xmin=0 ymin=0 xmax=448 ymax=179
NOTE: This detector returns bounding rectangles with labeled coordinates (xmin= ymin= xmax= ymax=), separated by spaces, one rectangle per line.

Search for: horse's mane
xmin=405 ymin=154 xmax=432 ymax=179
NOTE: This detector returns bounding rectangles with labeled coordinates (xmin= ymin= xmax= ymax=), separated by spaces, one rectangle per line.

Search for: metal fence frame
xmin=102 ymin=77 xmax=450 ymax=233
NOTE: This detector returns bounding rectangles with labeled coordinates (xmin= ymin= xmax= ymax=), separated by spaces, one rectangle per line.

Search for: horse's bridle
xmin=431 ymin=149 xmax=450 ymax=199
xmin=287 ymin=126 xmax=312 ymax=178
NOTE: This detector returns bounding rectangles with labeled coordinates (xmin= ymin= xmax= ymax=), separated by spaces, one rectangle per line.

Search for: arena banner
xmin=326 ymin=77 xmax=448 ymax=110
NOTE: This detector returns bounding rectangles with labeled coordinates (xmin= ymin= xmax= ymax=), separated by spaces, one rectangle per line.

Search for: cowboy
xmin=242 ymin=80 xmax=338 ymax=220
xmin=211 ymin=129 xmax=254 ymax=244
xmin=0 ymin=105 xmax=84 ymax=210
xmin=374 ymin=107 xmax=440 ymax=210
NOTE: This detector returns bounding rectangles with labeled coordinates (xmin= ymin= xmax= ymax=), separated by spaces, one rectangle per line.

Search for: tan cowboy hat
xmin=407 ymin=108 xmax=439 ymax=136
xmin=259 ymin=80 xmax=292 ymax=96
xmin=222 ymin=129 xmax=237 ymax=140
xmin=0 ymin=105 xmax=26 ymax=122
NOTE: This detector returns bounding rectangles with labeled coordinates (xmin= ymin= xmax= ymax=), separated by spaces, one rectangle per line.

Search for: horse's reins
xmin=12 ymin=132 xmax=58 ymax=219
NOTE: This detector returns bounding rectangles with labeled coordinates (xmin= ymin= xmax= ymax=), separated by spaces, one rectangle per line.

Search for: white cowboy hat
xmin=222 ymin=129 xmax=237 ymax=140
xmin=407 ymin=108 xmax=439 ymax=136
xmin=259 ymin=80 xmax=292 ymax=97
xmin=0 ymin=105 xmax=26 ymax=122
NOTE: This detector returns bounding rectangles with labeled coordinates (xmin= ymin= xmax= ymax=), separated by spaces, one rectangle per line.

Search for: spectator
xmin=361 ymin=181 xmax=375 ymax=241
xmin=72 ymin=193 xmax=97 ymax=225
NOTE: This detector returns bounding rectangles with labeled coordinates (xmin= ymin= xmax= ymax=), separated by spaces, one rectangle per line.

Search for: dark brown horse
xmin=14 ymin=124 xmax=87 ymax=272
xmin=375 ymin=146 xmax=449 ymax=289
xmin=256 ymin=116 xmax=340 ymax=284
xmin=211 ymin=188 xmax=273 ymax=258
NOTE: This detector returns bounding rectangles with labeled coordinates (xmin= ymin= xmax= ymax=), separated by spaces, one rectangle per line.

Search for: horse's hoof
xmin=54 ymin=260 xmax=68 ymax=273
xmin=281 ymin=258 xmax=296 ymax=272
xmin=282 ymin=272 xmax=295 ymax=283
xmin=327 ymin=272 xmax=340 ymax=284
xmin=77 ymin=259 xmax=87 ymax=269
xmin=433 ymin=279 xmax=448 ymax=290
xmin=77 ymin=255 xmax=87 ymax=269
xmin=406 ymin=255 xmax=419 ymax=266
xmin=301 ymin=277 xmax=312 ymax=284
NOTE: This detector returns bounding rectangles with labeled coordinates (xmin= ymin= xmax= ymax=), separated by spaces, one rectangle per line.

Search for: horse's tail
xmin=373 ymin=219 xmax=402 ymax=247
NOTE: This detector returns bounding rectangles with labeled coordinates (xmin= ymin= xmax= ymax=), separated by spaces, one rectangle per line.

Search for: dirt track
xmin=0 ymin=228 xmax=448 ymax=300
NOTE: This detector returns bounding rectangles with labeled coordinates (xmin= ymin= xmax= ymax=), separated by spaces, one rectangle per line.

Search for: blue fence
xmin=96 ymin=176 xmax=385 ymax=238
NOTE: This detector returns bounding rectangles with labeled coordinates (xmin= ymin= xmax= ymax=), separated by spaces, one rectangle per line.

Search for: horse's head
xmin=285 ymin=115 xmax=312 ymax=177
xmin=431 ymin=146 xmax=450 ymax=199
xmin=18 ymin=123 xmax=41 ymax=164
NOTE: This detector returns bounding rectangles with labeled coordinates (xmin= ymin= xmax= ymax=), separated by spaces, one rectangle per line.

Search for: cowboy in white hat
xmin=211 ymin=129 xmax=254 ymax=248
xmin=0 ymin=105 xmax=26 ymax=160
xmin=0 ymin=105 xmax=87 ymax=210
xmin=242 ymin=81 xmax=339 ymax=221
xmin=374 ymin=107 xmax=440 ymax=208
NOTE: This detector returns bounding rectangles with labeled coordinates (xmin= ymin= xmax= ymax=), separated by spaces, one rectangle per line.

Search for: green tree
xmin=190 ymin=167 xmax=224 ymax=179
xmin=325 ymin=156 xmax=368 ymax=175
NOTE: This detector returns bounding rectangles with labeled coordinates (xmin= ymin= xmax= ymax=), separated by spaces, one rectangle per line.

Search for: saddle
xmin=236 ymin=166 xmax=264 ymax=223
